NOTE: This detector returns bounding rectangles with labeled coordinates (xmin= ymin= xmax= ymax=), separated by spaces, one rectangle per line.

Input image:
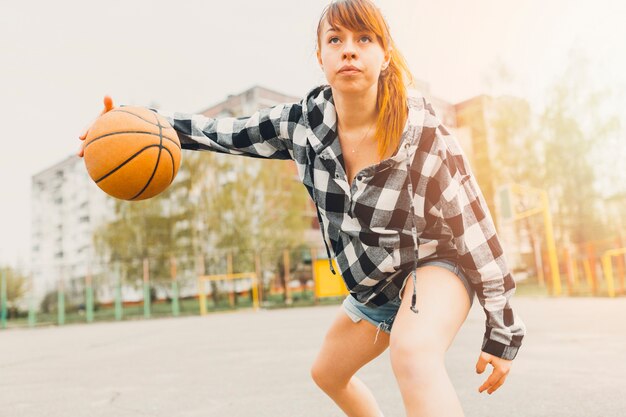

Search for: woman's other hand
xmin=476 ymin=350 xmax=512 ymax=395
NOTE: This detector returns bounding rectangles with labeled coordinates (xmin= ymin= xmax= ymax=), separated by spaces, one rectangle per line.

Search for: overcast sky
xmin=1 ymin=0 xmax=624 ymax=266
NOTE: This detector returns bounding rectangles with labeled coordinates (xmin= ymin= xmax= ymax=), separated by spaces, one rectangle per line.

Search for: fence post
xmin=170 ymin=256 xmax=180 ymax=316
xmin=85 ymin=263 xmax=94 ymax=323
xmin=563 ymin=247 xmax=574 ymax=296
xmin=254 ymin=251 xmax=263 ymax=306
xmin=114 ymin=262 xmax=123 ymax=321
xmin=586 ymin=243 xmax=597 ymax=295
xmin=283 ymin=249 xmax=292 ymax=305
xmin=1 ymin=267 xmax=7 ymax=329
xmin=57 ymin=270 xmax=65 ymax=325
xmin=533 ymin=238 xmax=544 ymax=286
xmin=197 ymin=255 xmax=207 ymax=316
xmin=227 ymin=250 xmax=235 ymax=307
xmin=615 ymin=235 xmax=625 ymax=295
xmin=143 ymin=258 xmax=150 ymax=319
xmin=310 ymin=246 xmax=319 ymax=306
xmin=28 ymin=273 xmax=36 ymax=327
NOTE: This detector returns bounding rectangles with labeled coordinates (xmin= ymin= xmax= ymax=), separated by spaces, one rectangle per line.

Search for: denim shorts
xmin=341 ymin=259 xmax=475 ymax=343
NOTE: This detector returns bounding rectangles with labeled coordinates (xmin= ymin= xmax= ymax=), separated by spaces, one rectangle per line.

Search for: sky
xmin=1 ymin=0 xmax=624 ymax=266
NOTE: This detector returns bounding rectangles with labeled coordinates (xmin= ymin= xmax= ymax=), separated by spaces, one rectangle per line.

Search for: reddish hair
xmin=316 ymin=0 xmax=416 ymax=160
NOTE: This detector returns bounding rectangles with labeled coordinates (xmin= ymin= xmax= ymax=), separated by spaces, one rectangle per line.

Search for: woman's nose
xmin=342 ymin=47 xmax=357 ymax=59
xmin=341 ymin=38 xmax=357 ymax=58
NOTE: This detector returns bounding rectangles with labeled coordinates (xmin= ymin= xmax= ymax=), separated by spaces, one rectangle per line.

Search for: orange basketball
xmin=83 ymin=106 xmax=181 ymax=201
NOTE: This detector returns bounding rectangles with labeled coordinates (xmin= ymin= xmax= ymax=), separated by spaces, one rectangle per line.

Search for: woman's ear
xmin=383 ymin=48 xmax=392 ymax=69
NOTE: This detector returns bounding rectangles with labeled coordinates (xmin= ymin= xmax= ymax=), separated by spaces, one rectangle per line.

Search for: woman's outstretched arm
xmin=78 ymin=97 xmax=304 ymax=161
xmin=144 ymin=100 xmax=303 ymax=160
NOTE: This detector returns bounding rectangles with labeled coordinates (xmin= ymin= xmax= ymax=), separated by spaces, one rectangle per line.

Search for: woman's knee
xmin=389 ymin=338 xmax=445 ymax=381
xmin=310 ymin=361 xmax=350 ymax=392
xmin=310 ymin=308 xmax=389 ymax=392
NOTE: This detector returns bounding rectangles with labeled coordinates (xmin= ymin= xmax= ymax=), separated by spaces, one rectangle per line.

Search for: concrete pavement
xmin=1 ymin=296 xmax=625 ymax=417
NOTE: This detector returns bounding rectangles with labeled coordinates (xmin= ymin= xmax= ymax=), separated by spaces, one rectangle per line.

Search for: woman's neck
xmin=331 ymin=84 xmax=379 ymax=132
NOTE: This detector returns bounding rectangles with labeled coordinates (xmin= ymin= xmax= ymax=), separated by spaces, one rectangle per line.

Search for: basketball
xmin=83 ymin=106 xmax=181 ymax=201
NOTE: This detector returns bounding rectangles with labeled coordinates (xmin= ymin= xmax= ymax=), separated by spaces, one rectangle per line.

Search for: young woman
xmin=78 ymin=1 xmax=526 ymax=415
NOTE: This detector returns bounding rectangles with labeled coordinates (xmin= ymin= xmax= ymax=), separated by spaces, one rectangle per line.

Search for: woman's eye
xmin=328 ymin=35 xmax=372 ymax=44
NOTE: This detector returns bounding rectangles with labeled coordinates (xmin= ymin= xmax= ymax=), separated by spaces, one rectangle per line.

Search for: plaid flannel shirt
xmin=147 ymin=84 xmax=526 ymax=360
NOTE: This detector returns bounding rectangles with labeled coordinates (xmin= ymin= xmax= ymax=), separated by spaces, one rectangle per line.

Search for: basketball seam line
xmin=95 ymin=144 xmax=163 ymax=184
xmin=85 ymin=130 xmax=181 ymax=150
xmin=94 ymin=146 xmax=175 ymax=198
xmin=111 ymin=109 xmax=176 ymax=130
xmin=163 ymin=146 xmax=176 ymax=186
xmin=130 ymin=112 xmax=165 ymax=200
xmin=155 ymin=110 xmax=177 ymax=190
xmin=154 ymin=113 xmax=178 ymax=190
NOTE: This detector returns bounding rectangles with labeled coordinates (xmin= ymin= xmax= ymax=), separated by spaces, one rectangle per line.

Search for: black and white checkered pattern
xmin=147 ymin=84 xmax=526 ymax=360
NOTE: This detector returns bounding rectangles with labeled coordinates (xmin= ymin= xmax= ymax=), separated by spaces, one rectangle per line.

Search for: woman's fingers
xmin=487 ymin=373 xmax=507 ymax=394
xmin=78 ymin=95 xmax=115 ymax=149
xmin=78 ymin=118 xmax=95 ymax=141
xmin=103 ymin=95 xmax=114 ymax=112
xmin=478 ymin=368 xmax=503 ymax=393
xmin=77 ymin=141 xmax=86 ymax=158
xmin=476 ymin=350 xmax=512 ymax=394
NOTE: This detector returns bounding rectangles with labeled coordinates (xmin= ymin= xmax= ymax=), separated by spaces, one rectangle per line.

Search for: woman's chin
xmin=329 ymin=79 xmax=376 ymax=95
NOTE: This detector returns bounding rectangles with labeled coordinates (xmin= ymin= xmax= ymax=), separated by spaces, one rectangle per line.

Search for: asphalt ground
xmin=1 ymin=296 xmax=625 ymax=417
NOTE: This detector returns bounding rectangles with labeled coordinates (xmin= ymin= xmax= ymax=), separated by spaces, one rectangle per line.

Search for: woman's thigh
xmin=311 ymin=306 xmax=390 ymax=388
xmin=390 ymin=264 xmax=473 ymax=357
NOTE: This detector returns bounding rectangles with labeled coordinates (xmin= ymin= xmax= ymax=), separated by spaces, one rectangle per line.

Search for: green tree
xmin=93 ymin=142 xmax=312 ymax=303
xmin=1 ymin=266 xmax=28 ymax=308
xmin=92 ymin=187 xmax=178 ymax=294
xmin=195 ymin=153 xmax=311 ymax=302
xmin=489 ymin=95 xmax=546 ymax=277
xmin=538 ymin=49 xmax=619 ymax=245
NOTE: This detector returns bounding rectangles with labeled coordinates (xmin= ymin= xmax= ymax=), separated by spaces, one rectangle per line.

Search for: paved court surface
xmin=1 ymin=296 xmax=625 ymax=417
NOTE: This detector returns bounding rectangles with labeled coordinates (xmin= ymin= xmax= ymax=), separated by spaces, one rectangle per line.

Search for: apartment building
xmin=31 ymin=155 xmax=114 ymax=303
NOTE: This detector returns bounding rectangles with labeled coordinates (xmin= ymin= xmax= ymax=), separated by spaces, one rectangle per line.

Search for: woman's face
xmin=317 ymin=19 xmax=390 ymax=95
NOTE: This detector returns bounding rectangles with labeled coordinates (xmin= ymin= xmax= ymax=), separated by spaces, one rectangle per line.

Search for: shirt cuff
xmin=481 ymin=336 xmax=520 ymax=360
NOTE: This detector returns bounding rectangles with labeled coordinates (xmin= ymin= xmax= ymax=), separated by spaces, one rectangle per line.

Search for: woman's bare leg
xmin=389 ymin=265 xmax=472 ymax=417
xmin=311 ymin=306 xmax=390 ymax=417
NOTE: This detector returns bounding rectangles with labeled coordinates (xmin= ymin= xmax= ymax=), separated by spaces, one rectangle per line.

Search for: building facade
xmin=31 ymin=155 xmax=114 ymax=303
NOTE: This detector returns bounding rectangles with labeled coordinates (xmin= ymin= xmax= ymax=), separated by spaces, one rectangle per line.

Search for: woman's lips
xmin=339 ymin=69 xmax=361 ymax=75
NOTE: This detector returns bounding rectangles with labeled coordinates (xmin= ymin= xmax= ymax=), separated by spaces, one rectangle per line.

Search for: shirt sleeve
xmin=425 ymin=125 xmax=526 ymax=361
xmin=136 ymin=100 xmax=303 ymax=160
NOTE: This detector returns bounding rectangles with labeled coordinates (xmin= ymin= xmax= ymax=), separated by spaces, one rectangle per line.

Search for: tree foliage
xmin=487 ymin=48 xmax=622 ymax=248
xmin=0 ymin=266 xmax=28 ymax=306
xmin=92 ymin=144 xmax=312 ymax=294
